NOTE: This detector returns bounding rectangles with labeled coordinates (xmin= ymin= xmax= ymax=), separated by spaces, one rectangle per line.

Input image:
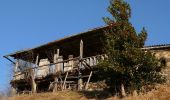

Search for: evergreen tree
xmin=97 ymin=0 xmax=166 ymax=96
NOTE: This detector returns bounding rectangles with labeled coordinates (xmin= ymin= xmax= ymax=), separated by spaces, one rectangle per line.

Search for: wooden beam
xmin=56 ymin=49 xmax=61 ymax=72
xmin=57 ymin=49 xmax=60 ymax=57
xmin=54 ymin=54 xmax=57 ymax=63
xmin=80 ymin=40 xmax=83 ymax=59
xmin=53 ymin=49 xmax=60 ymax=92
xmin=78 ymin=39 xmax=83 ymax=91
xmin=31 ymin=55 xmax=39 ymax=93
xmin=35 ymin=54 xmax=39 ymax=66
xmin=52 ymin=77 xmax=58 ymax=92
xmin=85 ymin=71 xmax=93 ymax=90
xmin=3 ymin=56 xmax=16 ymax=64
xmin=14 ymin=59 xmax=19 ymax=73
xmin=62 ymin=72 xmax=68 ymax=91
xmin=54 ymin=49 xmax=60 ymax=63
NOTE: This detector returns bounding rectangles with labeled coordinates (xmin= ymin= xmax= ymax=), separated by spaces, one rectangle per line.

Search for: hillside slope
xmin=8 ymin=85 xmax=170 ymax=100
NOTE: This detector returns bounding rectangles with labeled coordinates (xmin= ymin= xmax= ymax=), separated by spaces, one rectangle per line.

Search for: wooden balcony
xmin=12 ymin=54 xmax=107 ymax=82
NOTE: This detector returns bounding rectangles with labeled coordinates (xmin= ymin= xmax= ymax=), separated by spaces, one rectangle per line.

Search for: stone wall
xmin=153 ymin=50 xmax=170 ymax=83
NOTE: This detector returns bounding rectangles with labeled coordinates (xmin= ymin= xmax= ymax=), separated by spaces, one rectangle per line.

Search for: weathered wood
xmin=52 ymin=77 xmax=58 ymax=92
xmin=53 ymin=49 xmax=59 ymax=92
xmin=54 ymin=49 xmax=59 ymax=63
xmin=64 ymin=55 xmax=74 ymax=72
xmin=13 ymin=57 xmax=80 ymax=76
xmin=85 ymin=71 xmax=93 ymax=90
xmin=57 ymin=56 xmax=63 ymax=72
xmin=37 ymin=59 xmax=50 ymax=77
xmin=78 ymin=75 xmax=83 ymax=91
xmin=31 ymin=74 xmax=37 ymax=93
xmin=56 ymin=49 xmax=61 ymax=72
xmin=62 ymin=72 xmax=68 ymax=91
xmin=14 ymin=59 xmax=19 ymax=73
xmin=11 ymin=86 xmax=17 ymax=96
xmin=31 ymin=55 xmax=39 ymax=93
xmin=35 ymin=54 xmax=39 ymax=66
xmin=14 ymin=59 xmax=19 ymax=80
xmin=69 ymin=55 xmax=74 ymax=70
xmin=54 ymin=54 xmax=57 ymax=63
xmin=78 ymin=40 xmax=83 ymax=91
xmin=12 ymin=54 xmax=105 ymax=77
xmin=80 ymin=40 xmax=83 ymax=59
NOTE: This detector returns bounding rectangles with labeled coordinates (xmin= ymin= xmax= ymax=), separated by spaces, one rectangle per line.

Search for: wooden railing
xmin=13 ymin=54 xmax=107 ymax=81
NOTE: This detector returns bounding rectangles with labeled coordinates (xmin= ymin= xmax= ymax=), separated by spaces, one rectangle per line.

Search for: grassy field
xmin=5 ymin=85 xmax=170 ymax=100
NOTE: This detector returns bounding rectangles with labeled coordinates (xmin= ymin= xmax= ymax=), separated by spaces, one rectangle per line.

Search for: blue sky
xmin=0 ymin=0 xmax=170 ymax=91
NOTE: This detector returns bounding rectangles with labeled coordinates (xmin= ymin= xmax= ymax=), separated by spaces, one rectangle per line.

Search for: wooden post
xmin=53 ymin=77 xmax=58 ymax=92
xmin=54 ymin=49 xmax=59 ymax=72
xmin=14 ymin=59 xmax=19 ymax=72
xmin=68 ymin=55 xmax=74 ymax=71
xmin=62 ymin=72 xmax=68 ymax=91
xmin=11 ymin=84 xmax=17 ymax=96
xmin=31 ymin=72 xmax=37 ymax=93
xmin=12 ymin=59 xmax=19 ymax=94
xmin=11 ymin=87 xmax=16 ymax=96
xmin=31 ymin=55 xmax=39 ymax=93
xmin=57 ymin=56 xmax=63 ymax=72
xmin=54 ymin=54 xmax=57 ymax=63
xmin=55 ymin=49 xmax=62 ymax=72
xmin=14 ymin=59 xmax=19 ymax=80
xmin=54 ymin=49 xmax=60 ymax=63
xmin=78 ymin=40 xmax=83 ymax=91
xmin=35 ymin=54 xmax=39 ymax=67
xmin=85 ymin=71 xmax=93 ymax=90
xmin=53 ymin=49 xmax=59 ymax=92
xmin=80 ymin=40 xmax=83 ymax=59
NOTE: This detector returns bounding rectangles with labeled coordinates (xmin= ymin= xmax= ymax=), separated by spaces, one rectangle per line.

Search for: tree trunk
xmin=121 ymin=83 xmax=126 ymax=97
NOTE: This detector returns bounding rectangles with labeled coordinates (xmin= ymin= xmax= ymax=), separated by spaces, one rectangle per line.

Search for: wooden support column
xmin=68 ymin=55 xmax=74 ymax=71
xmin=85 ymin=71 xmax=93 ymax=90
xmin=11 ymin=59 xmax=19 ymax=95
xmin=35 ymin=55 xmax=39 ymax=67
xmin=53 ymin=49 xmax=59 ymax=92
xmin=78 ymin=40 xmax=83 ymax=91
xmin=62 ymin=72 xmax=68 ymax=91
xmin=52 ymin=77 xmax=58 ymax=92
xmin=14 ymin=59 xmax=19 ymax=73
xmin=31 ymin=69 xmax=37 ymax=93
xmin=31 ymin=54 xmax=39 ymax=93
xmin=13 ymin=59 xmax=19 ymax=80
xmin=56 ymin=49 xmax=61 ymax=72
xmin=54 ymin=49 xmax=60 ymax=63
xmin=54 ymin=49 xmax=61 ymax=72
xmin=11 ymin=86 xmax=17 ymax=96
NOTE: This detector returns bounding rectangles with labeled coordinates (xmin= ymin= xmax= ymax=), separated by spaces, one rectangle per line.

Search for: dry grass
xmin=8 ymin=91 xmax=85 ymax=100
xmin=108 ymin=85 xmax=170 ymax=100
xmin=7 ymin=85 xmax=170 ymax=100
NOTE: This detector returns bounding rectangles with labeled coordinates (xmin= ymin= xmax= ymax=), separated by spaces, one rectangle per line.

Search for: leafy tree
xmin=96 ymin=0 xmax=166 ymax=96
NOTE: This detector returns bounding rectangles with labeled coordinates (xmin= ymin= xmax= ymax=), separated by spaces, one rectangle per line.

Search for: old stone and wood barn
xmin=3 ymin=26 xmax=170 ymax=94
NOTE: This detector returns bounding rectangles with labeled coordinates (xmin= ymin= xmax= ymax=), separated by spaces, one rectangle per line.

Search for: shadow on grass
xmin=79 ymin=89 xmax=114 ymax=99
